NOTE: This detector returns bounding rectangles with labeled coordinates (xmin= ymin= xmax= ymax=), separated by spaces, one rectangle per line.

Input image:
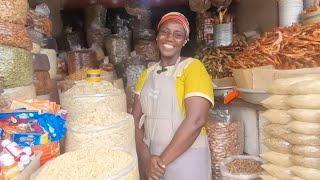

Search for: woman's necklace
xmin=157 ymin=57 xmax=181 ymax=74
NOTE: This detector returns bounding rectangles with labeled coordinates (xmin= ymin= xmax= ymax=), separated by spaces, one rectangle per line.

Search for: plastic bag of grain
xmin=287 ymin=109 xmax=320 ymax=123
xmin=260 ymin=151 xmax=292 ymax=167
xmin=284 ymin=133 xmax=320 ymax=146
xmin=189 ymin=0 xmax=211 ymax=13
xmin=291 ymin=145 xmax=320 ymax=158
xmin=268 ymin=75 xmax=320 ymax=94
xmin=286 ymin=121 xmax=320 ymax=135
xmin=260 ymin=174 xmax=278 ymax=180
xmin=262 ymin=95 xmax=290 ymax=110
xmin=261 ymin=164 xmax=293 ymax=180
xmin=264 ymin=124 xmax=291 ymax=139
xmin=291 ymin=155 xmax=320 ymax=170
xmin=289 ymin=79 xmax=320 ymax=95
xmin=263 ymin=137 xmax=292 ymax=154
xmin=262 ymin=109 xmax=292 ymax=124
xmin=32 ymin=148 xmax=139 ymax=180
xmin=286 ymin=95 xmax=320 ymax=109
xmin=290 ymin=166 xmax=320 ymax=180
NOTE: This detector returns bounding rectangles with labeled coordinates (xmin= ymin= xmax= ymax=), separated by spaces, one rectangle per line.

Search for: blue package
xmin=11 ymin=132 xmax=50 ymax=147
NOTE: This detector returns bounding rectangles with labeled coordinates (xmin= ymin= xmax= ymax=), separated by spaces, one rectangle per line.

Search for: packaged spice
xmin=33 ymin=71 xmax=52 ymax=96
xmin=105 ymin=32 xmax=131 ymax=65
xmin=262 ymin=109 xmax=292 ymax=125
xmin=27 ymin=10 xmax=52 ymax=37
xmin=0 ymin=22 xmax=32 ymax=51
xmin=286 ymin=95 xmax=320 ymax=109
xmin=189 ymin=0 xmax=211 ymax=13
xmin=287 ymin=121 xmax=320 ymax=135
xmin=132 ymin=28 xmax=155 ymax=45
xmin=0 ymin=0 xmax=29 ymax=25
xmin=291 ymin=155 xmax=320 ymax=170
xmin=84 ymin=5 xmax=107 ymax=29
xmin=291 ymin=145 xmax=320 ymax=158
xmin=263 ymin=124 xmax=291 ymax=139
xmin=284 ymin=133 xmax=320 ymax=146
xmin=287 ymin=109 xmax=320 ymax=123
xmin=262 ymin=95 xmax=290 ymax=110
xmin=220 ymin=155 xmax=263 ymax=180
xmin=290 ymin=166 xmax=320 ymax=180
xmin=0 ymin=45 xmax=33 ymax=88
xmin=261 ymin=164 xmax=293 ymax=180
xmin=86 ymin=27 xmax=111 ymax=48
xmin=134 ymin=40 xmax=159 ymax=61
xmin=260 ymin=151 xmax=293 ymax=167
xmin=206 ymin=105 xmax=244 ymax=179
xmin=65 ymin=49 xmax=98 ymax=75
xmin=263 ymin=137 xmax=292 ymax=154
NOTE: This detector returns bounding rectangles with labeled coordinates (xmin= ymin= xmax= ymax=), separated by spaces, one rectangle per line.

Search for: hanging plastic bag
xmin=284 ymin=133 xmax=320 ymax=146
xmin=260 ymin=151 xmax=293 ymax=167
xmin=261 ymin=164 xmax=293 ymax=180
xmin=291 ymin=156 xmax=320 ymax=170
xmin=262 ymin=95 xmax=290 ymax=110
xmin=290 ymin=166 xmax=320 ymax=180
xmin=289 ymin=79 xmax=320 ymax=95
xmin=287 ymin=121 xmax=320 ymax=135
xmin=262 ymin=109 xmax=292 ymax=124
xmin=263 ymin=137 xmax=292 ymax=154
xmin=291 ymin=145 xmax=320 ymax=158
xmin=211 ymin=0 xmax=232 ymax=8
xmin=125 ymin=0 xmax=151 ymax=16
xmin=287 ymin=109 xmax=320 ymax=123
xmin=189 ymin=0 xmax=211 ymax=13
xmin=286 ymin=95 xmax=320 ymax=109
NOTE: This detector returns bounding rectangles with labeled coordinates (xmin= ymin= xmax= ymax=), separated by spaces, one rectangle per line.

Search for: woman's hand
xmin=146 ymin=155 xmax=166 ymax=180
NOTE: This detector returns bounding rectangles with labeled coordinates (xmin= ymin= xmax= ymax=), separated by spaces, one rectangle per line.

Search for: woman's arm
xmin=160 ymin=96 xmax=211 ymax=166
xmin=315 ymin=0 xmax=320 ymax=6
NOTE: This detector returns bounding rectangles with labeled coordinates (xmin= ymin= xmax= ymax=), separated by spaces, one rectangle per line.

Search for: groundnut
xmin=0 ymin=22 xmax=32 ymax=51
xmin=0 ymin=0 xmax=29 ymax=25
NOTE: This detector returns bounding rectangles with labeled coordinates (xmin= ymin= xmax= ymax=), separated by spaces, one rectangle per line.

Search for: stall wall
xmin=235 ymin=0 xmax=278 ymax=33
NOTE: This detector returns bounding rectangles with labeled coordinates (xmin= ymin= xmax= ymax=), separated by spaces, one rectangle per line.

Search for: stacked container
xmin=278 ymin=0 xmax=303 ymax=27
xmin=260 ymin=75 xmax=320 ymax=179
xmin=0 ymin=0 xmax=36 ymax=107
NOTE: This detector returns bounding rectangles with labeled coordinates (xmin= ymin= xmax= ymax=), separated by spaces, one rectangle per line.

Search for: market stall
xmin=0 ymin=0 xmax=320 ymax=179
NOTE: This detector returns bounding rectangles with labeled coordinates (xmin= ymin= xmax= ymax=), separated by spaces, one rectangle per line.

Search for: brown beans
xmin=227 ymin=159 xmax=263 ymax=174
xmin=0 ymin=22 xmax=32 ymax=51
xmin=0 ymin=0 xmax=29 ymax=25
xmin=206 ymin=116 xmax=244 ymax=179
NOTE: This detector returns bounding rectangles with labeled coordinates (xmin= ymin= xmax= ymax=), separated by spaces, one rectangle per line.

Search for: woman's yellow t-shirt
xmin=135 ymin=58 xmax=214 ymax=115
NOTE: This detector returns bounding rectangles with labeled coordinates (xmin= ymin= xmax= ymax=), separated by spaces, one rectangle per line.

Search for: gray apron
xmin=139 ymin=58 xmax=212 ymax=180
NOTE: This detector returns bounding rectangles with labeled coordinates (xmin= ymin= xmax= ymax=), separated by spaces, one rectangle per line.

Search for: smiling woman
xmin=132 ymin=12 xmax=214 ymax=180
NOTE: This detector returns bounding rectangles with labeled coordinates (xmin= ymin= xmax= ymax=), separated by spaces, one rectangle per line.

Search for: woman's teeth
xmin=163 ymin=44 xmax=174 ymax=49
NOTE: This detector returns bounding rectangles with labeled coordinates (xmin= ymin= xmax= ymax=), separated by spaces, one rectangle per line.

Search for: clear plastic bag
xmin=0 ymin=21 xmax=32 ymax=51
xmin=27 ymin=10 xmax=52 ymax=37
xmin=65 ymin=114 xmax=135 ymax=153
xmin=264 ymin=124 xmax=291 ymax=139
xmin=0 ymin=84 xmax=36 ymax=109
xmin=65 ymin=49 xmax=98 ymax=75
xmin=134 ymin=40 xmax=159 ymax=61
xmin=262 ymin=95 xmax=290 ymax=110
xmin=84 ymin=5 xmax=107 ymax=29
xmin=263 ymin=137 xmax=292 ymax=154
xmin=287 ymin=121 xmax=320 ymax=135
xmin=105 ymin=32 xmax=131 ymax=65
xmin=284 ymin=133 xmax=320 ymax=146
xmin=206 ymin=105 xmax=244 ymax=179
xmin=291 ymin=155 xmax=320 ymax=170
xmin=260 ymin=174 xmax=278 ymax=180
xmin=0 ymin=0 xmax=28 ymax=25
xmin=287 ymin=109 xmax=320 ymax=123
xmin=291 ymin=145 xmax=320 ymax=158
xmin=260 ymin=151 xmax=292 ymax=167
xmin=189 ymin=0 xmax=211 ymax=13
xmin=261 ymin=164 xmax=293 ymax=180
xmin=34 ymin=71 xmax=52 ymax=96
xmin=268 ymin=75 xmax=320 ymax=95
xmin=125 ymin=0 xmax=151 ymax=16
xmin=132 ymin=28 xmax=155 ymax=44
xmin=86 ymin=27 xmax=111 ymax=48
xmin=211 ymin=0 xmax=232 ymax=8
xmin=220 ymin=155 xmax=263 ymax=180
xmin=262 ymin=109 xmax=292 ymax=125
xmin=286 ymin=95 xmax=320 ymax=109
xmin=289 ymin=79 xmax=320 ymax=95
xmin=0 ymin=45 xmax=33 ymax=88
xmin=290 ymin=166 xmax=320 ymax=180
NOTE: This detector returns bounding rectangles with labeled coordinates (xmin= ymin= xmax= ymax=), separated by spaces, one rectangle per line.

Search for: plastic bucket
xmin=279 ymin=0 xmax=303 ymax=27
xmin=213 ymin=23 xmax=233 ymax=47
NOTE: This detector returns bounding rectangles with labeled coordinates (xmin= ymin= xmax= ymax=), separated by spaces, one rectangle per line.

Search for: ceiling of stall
xmin=63 ymin=0 xmax=188 ymax=9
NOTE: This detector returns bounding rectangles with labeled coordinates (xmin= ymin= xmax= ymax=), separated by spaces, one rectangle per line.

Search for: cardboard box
xmin=232 ymin=66 xmax=320 ymax=91
xmin=213 ymin=77 xmax=236 ymax=87
xmin=232 ymin=66 xmax=275 ymax=91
